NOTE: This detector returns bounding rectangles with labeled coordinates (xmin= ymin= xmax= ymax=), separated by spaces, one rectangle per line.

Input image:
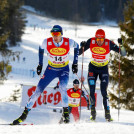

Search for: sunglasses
xmin=51 ymin=32 xmax=61 ymax=37
xmin=96 ymin=38 xmax=104 ymax=41
xmin=74 ymin=84 xmax=79 ymax=86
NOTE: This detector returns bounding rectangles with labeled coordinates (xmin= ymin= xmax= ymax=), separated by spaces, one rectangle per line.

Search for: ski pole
xmin=118 ymin=43 xmax=121 ymax=122
xmin=79 ymin=46 xmax=84 ymax=120
xmin=75 ymin=73 xmax=89 ymax=95
xmin=75 ymin=73 xmax=91 ymax=108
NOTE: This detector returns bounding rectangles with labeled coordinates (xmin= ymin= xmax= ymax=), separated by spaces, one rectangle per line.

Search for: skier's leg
xmin=59 ymin=106 xmax=72 ymax=124
xmin=99 ymin=67 xmax=109 ymax=111
xmin=26 ymin=66 xmax=58 ymax=109
xmin=71 ymin=107 xmax=79 ymax=122
xmin=11 ymin=66 xmax=57 ymax=125
xmin=88 ymin=63 xmax=97 ymax=107
xmin=68 ymin=106 xmax=72 ymax=114
xmin=87 ymin=63 xmax=97 ymax=120
xmin=99 ymin=66 xmax=113 ymax=121
xmin=59 ymin=76 xmax=69 ymax=107
xmin=59 ymin=66 xmax=69 ymax=123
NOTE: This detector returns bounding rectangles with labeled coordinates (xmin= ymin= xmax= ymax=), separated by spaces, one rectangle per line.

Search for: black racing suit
xmin=79 ymin=38 xmax=119 ymax=110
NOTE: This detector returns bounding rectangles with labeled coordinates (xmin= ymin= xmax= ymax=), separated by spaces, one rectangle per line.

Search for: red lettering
xmin=43 ymin=91 xmax=47 ymax=104
xmin=27 ymin=86 xmax=36 ymax=97
xmin=27 ymin=88 xmax=62 ymax=107
xmin=54 ymin=92 xmax=61 ymax=105
xmin=27 ymin=86 xmax=37 ymax=108
xmin=33 ymin=102 xmax=37 ymax=108
xmin=47 ymin=93 xmax=53 ymax=103
xmin=38 ymin=95 xmax=42 ymax=105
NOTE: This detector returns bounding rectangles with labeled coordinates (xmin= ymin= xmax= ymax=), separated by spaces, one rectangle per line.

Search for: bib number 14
xmin=55 ymin=56 xmax=62 ymax=61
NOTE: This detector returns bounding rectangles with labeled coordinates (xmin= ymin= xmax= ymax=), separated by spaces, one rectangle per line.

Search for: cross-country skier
xmin=59 ymin=79 xmax=89 ymax=123
xmin=79 ymin=29 xmax=126 ymax=122
xmin=11 ymin=25 xmax=79 ymax=125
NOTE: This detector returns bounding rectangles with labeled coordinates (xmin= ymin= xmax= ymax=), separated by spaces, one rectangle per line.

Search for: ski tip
xmin=20 ymin=123 xmax=34 ymax=125
xmin=0 ymin=123 xmax=34 ymax=126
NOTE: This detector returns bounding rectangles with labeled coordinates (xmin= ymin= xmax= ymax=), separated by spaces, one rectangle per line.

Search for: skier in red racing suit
xmin=56 ymin=79 xmax=89 ymax=123
xmin=79 ymin=29 xmax=126 ymax=121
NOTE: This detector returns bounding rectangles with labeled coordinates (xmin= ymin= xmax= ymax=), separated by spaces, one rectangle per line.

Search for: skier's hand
xmin=80 ymin=41 xmax=86 ymax=48
xmin=118 ymin=38 xmax=126 ymax=56
xmin=80 ymin=76 xmax=85 ymax=83
xmin=118 ymin=38 xmax=122 ymax=45
xmin=72 ymin=64 xmax=78 ymax=74
xmin=36 ymin=65 xmax=42 ymax=75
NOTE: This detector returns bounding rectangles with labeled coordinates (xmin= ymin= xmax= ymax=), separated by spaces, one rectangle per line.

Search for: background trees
xmin=109 ymin=0 xmax=134 ymax=110
xmin=24 ymin=0 xmax=127 ymax=23
xmin=0 ymin=0 xmax=25 ymax=81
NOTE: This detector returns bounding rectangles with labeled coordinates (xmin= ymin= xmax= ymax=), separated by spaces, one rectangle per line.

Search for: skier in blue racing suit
xmin=11 ymin=25 xmax=79 ymax=125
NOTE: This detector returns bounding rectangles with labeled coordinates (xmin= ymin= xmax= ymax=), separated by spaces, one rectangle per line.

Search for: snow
xmin=0 ymin=6 xmax=134 ymax=134
xmin=22 ymin=5 xmax=37 ymax=13
xmin=0 ymin=102 xmax=134 ymax=134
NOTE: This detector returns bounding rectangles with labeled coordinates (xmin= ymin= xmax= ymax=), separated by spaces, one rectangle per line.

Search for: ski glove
xmin=80 ymin=41 xmax=86 ymax=48
xmin=72 ymin=64 xmax=78 ymax=74
xmin=118 ymin=38 xmax=126 ymax=56
xmin=37 ymin=65 xmax=42 ymax=75
xmin=118 ymin=38 xmax=122 ymax=45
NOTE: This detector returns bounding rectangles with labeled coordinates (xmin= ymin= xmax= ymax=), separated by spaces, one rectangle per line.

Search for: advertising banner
xmin=21 ymin=85 xmax=103 ymax=109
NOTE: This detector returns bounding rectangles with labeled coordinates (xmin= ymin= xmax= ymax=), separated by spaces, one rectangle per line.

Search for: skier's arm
xmin=39 ymin=39 xmax=47 ymax=66
xmin=69 ymin=39 xmax=79 ymax=64
xmin=37 ymin=47 xmax=44 ymax=75
xmin=69 ymin=39 xmax=79 ymax=74
xmin=79 ymin=39 xmax=91 ymax=55
xmin=37 ymin=39 xmax=47 ymax=75
xmin=39 ymin=47 xmax=44 ymax=66
xmin=110 ymin=40 xmax=126 ymax=56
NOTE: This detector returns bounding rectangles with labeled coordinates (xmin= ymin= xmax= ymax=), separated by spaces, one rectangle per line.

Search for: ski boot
xmin=11 ymin=107 xmax=30 ymax=125
xmin=90 ymin=106 xmax=96 ymax=121
xmin=59 ymin=107 xmax=70 ymax=124
xmin=105 ymin=110 xmax=113 ymax=122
